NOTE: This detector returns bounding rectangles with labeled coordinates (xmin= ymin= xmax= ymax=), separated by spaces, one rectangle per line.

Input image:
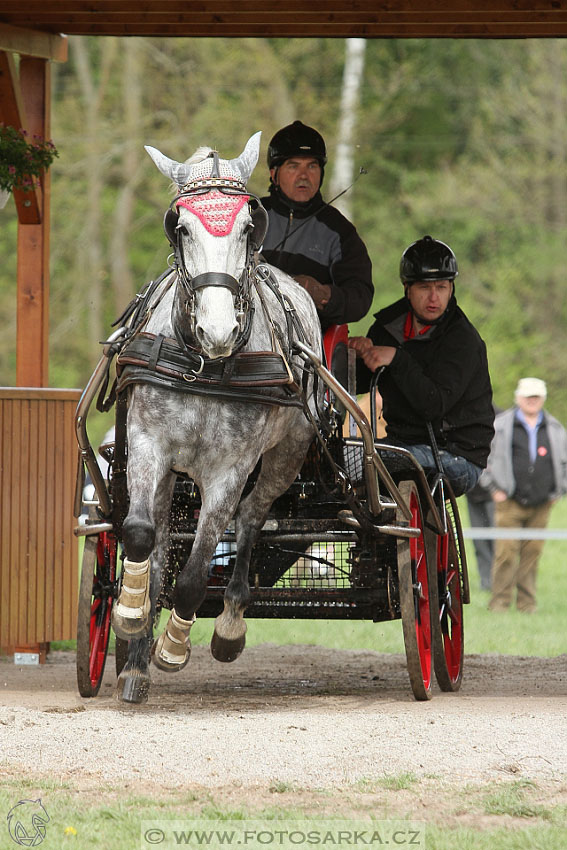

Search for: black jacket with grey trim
xmin=260 ymin=188 xmax=374 ymax=330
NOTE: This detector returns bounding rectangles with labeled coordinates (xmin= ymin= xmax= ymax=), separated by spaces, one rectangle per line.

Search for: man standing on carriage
xmin=260 ymin=120 xmax=374 ymax=330
xmin=349 ymin=235 xmax=495 ymax=496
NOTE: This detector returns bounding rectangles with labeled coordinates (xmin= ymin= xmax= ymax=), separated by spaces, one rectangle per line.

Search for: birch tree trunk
xmin=110 ymin=38 xmax=143 ymax=316
xmin=329 ymin=38 xmax=366 ymax=219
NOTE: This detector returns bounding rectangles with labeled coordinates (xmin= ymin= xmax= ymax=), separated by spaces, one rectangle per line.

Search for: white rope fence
xmin=464 ymin=528 xmax=567 ymax=540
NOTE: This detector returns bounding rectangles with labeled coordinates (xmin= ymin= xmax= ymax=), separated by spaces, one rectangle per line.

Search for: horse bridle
xmin=164 ymin=164 xmax=269 ymax=353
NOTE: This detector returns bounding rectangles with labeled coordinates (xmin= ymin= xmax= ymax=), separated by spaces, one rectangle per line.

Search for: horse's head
xmin=145 ymin=132 xmax=267 ymax=359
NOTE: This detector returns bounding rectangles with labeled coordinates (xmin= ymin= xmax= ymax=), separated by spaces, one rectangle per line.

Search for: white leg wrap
xmin=154 ymin=610 xmax=196 ymax=668
xmin=115 ymin=558 xmax=151 ymax=619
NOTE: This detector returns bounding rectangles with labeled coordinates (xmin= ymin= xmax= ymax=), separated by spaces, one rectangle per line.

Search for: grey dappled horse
xmin=111 ymin=132 xmax=322 ymax=702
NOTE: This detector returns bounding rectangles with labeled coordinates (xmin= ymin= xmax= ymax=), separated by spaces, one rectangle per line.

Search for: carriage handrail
xmin=370 ymin=443 xmax=445 ymax=535
xmin=294 ymin=340 xmax=382 ymax=515
xmin=295 ymin=341 xmax=448 ymax=535
xmin=74 ymin=326 xmax=128 ymax=520
xmin=295 ymin=340 xmax=417 ymax=523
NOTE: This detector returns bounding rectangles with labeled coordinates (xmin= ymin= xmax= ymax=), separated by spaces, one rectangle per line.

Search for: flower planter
xmin=0 ymin=124 xmax=58 ymax=199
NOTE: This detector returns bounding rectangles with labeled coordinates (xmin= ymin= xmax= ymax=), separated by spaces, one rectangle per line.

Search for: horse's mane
xmin=169 ymin=146 xmax=215 ymax=194
xmin=184 ymin=146 xmax=215 ymax=166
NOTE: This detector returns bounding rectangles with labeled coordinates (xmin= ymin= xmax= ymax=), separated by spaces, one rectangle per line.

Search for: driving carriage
xmin=74 ymin=132 xmax=468 ymax=704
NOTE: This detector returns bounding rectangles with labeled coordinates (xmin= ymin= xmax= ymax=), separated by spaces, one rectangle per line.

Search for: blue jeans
xmin=387 ymin=442 xmax=482 ymax=497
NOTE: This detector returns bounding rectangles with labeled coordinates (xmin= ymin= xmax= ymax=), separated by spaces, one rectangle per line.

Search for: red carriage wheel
xmin=398 ymin=481 xmax=433 ymax=700
xmin=428 ymin=489 xmax=465 ymax=691
xmin=396 ymin=480 xmax=433 ymax=701
xmin=76 ymin=531 xmax=118 ymax=697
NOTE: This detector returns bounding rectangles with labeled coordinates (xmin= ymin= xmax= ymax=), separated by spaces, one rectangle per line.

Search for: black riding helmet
xmin=400 ymin=235 xmax=458 ymax=284
xmin=267 ymin=120 xmax=327 ymax=187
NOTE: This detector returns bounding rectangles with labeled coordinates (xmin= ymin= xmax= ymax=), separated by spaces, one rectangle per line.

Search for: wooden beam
xmin=0 ymin=23 xmax=67 ymax=62
xmin=16 ymin=57 xmax=51 ymax=387
xmin=10 ymin=11 xmax=567 ymax=24
xmin=3 ymin=0 xmax=567 ymax=11
xmin=1 ymin=0 xmax=567 ymax=37
xmin=26 ymin=22 xmax=567 ymax=37
xmin=0 ymin=51 xmax=42 ymax=224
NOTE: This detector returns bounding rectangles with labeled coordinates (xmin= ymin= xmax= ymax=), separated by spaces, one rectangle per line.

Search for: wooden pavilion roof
xmin=1 ymin=0 xmax=567 ymax=46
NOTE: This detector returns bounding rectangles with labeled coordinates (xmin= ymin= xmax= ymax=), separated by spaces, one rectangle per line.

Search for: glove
xmin=293 ymin=275 xmax=331 ymax=310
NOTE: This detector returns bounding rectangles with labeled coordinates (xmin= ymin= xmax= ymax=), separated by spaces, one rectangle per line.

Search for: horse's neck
xmin=143 ymin=274 xmax=176 ymax=337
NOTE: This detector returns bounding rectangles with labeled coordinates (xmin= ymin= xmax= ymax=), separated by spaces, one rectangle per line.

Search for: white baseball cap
xmin=515 ymin=377 xmax=547 ymax=399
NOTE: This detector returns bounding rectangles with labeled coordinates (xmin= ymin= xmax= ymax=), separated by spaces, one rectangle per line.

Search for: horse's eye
xmin=177 ymin=224 xmax=189 ymax=238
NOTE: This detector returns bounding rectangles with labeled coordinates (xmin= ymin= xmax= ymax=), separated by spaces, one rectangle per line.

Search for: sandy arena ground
xmin=0 ymin=645 xmax=566 ymax=790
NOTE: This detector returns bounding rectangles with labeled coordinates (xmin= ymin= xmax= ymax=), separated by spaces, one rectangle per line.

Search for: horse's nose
xmin=195 ymin=320 xmax=239 ymax=358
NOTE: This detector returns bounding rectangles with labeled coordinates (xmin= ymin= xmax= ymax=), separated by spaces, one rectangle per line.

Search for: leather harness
xmin=116 ymin=330 xmax=305 ymax=408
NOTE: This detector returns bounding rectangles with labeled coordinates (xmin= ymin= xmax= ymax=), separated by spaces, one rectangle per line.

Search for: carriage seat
xmin=323 ymin=324 xmax=349 ymax=389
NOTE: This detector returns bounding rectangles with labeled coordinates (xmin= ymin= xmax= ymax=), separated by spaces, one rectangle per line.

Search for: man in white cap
xmin=481 ymin=377 xmax=567 ymax=612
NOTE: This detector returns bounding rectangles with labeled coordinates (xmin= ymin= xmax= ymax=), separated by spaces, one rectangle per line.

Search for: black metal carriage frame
xmin=74 ymin=327 xmax=469 ymax=702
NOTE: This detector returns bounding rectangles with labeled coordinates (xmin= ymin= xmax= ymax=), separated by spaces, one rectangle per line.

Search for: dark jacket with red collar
xmin=260 ymin=187 xmax=373 ymax=330
xmin=357 ymin=295 xmax=494 ymax=467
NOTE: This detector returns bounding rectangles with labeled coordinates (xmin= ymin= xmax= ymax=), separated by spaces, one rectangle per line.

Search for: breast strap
xmin=116 ymin=332 xmax=304 ymax=408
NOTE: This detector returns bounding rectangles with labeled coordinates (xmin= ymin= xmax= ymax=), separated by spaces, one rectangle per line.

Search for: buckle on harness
xmin=182 ymin=354 xmax=205 ymax=382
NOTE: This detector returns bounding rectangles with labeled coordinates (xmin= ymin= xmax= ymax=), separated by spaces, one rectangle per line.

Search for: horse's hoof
xmin=111 ymin=558 xmax=151 ymax=640
xmin=115 ymin=670 xmax=150 ymax=704
xmin=210 ymin=610 xmax=247 ymax=662
xmin=150 ymin=610 xmax=195 ymax=673
xmin=210 ymin=630 xmax=246 ymax=663
xmin=111 ymin=607 xmax=151 ymax=641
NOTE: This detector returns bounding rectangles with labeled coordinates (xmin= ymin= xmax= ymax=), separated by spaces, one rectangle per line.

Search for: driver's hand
xmin=348 ymin=336 xmax=374 ymax=356
xmin=349 ymin=338 xmax=397 ymax=370
xmin=293 ymin=275 xmax=331 ymax=310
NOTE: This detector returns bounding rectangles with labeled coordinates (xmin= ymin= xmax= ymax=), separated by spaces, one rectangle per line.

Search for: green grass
xmin=58 ymin=496 xmax=567 ymax=658
xmin=423 ymin=825 xmax=567 ymax=849
xmin=483 ymin=780 xmax=553 ymax=820
xmin=1 ymin=778 xmax=566 ymax=850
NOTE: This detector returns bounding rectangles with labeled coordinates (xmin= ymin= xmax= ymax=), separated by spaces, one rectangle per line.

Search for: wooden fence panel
xmin=0 ymin=388 xmax=81 ymax=650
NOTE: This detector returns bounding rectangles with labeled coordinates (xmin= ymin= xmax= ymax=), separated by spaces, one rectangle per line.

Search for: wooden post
xmin=16 ymin=56 xmax=51 ymax=387
xmin=0 ymin=57 xmax=56 ymax=660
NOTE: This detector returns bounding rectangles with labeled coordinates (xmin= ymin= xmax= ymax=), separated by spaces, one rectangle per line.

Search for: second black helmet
xmin=400 ymin=235 xmax=458 ymax=284
xmin=267 ymin=120 xmax=327 ymax=169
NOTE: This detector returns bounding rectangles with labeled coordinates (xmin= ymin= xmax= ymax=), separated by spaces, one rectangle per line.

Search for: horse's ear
xmin=145 ymin=145 xmax=191 ymax=188
xmin=249 ymin=199 xmax=268 ymax=250
xmin=229 ymin=131 xmax=262 ymax=185
xmin=164 ymin=207 xmax=179 ymax=246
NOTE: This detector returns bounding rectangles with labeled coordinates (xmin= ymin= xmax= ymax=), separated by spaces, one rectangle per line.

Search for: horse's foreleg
xmin=211 ymin=433 xmax=313 ymax=663
xmin=152 ymin=474 xmax=247 ymax=672
xmin=112 ymin=449 xmax=171 ymax=640
xmin=210 ymin=530 xmax=253 ymax=663
xmin=115 ymin=553 xmax=162 ymax=702
xmin=115 ymin=473 xmax=175 ymax=702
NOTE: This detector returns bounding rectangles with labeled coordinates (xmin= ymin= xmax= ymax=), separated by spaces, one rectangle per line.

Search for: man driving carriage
xmin=260 ymin=120 xmax=374 ymax=330
xmin=349 ymin=235 xmax=495 ymax=496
